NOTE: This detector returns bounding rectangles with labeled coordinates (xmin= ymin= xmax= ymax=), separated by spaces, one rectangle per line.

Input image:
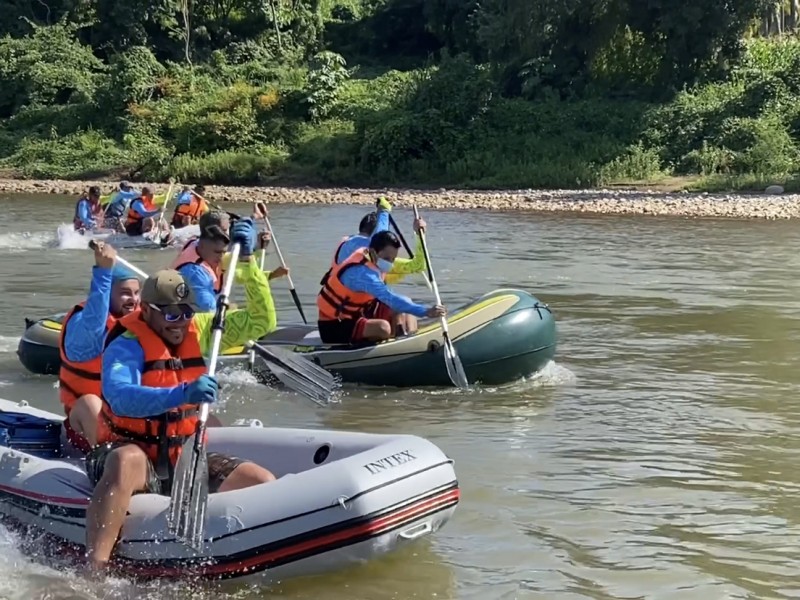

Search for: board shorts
xmin=125 ymin=220 xmax=144 ymax=237
xmin=317 ymin=301 xmax=396 ymax=344
xmin=103 ymin=216 xmax=122 ymax=232
xmin=85 ymin=441 xmax=246 ymax=496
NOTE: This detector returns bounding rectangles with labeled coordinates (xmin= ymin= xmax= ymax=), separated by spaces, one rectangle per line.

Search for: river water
xmin=0 ymin=193 xmax=798 ymax=599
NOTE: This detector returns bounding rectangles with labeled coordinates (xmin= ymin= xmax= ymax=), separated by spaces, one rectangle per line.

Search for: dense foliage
xmin=0 ymin=0 xmax=798 ymax=190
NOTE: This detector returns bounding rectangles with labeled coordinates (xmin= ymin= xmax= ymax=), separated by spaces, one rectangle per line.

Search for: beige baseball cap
xmin=141 ymin=269 xmax=199 ymax=308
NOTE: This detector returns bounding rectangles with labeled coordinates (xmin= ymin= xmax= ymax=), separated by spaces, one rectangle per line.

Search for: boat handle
xmin=398 ymin=521 xmax=432 ymax=540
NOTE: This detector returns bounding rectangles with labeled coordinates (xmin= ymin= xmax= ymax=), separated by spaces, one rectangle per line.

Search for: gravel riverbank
xmin=0 ymin=178 xmax=798 ymax=219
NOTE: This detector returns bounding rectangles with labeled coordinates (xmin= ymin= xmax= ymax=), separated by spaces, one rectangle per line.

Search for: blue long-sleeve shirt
xmin=340 ymin=262 xmax=428 ymax=317
xmin=177 ymin=262 xmax=217 ymax=312
xmin=102 ymin=339 xmax=189 ymax=418
xmin=102 ymin=258 xmax=276 ymax=418
xmin=63 ymin=266 xmax=113 ymax=362
xmin=335 ymin=210 xmax=390 ymax=264
xmin=104 ymin=190 xmax=139 ymax=217
xmin=75 ymin=199 xmax=96 ymax=229
xmin=129 ymin=198 xmax=161 ymax=219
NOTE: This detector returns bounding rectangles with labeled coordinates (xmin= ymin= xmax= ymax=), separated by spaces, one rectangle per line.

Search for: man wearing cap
xmin=73 ymin=186 xmax=104 ymax=231
xmin=84 ymin=221 xmax=277 ymax=571
xmin=170 ymin=210 xmax=284 ymax=310
xmin=58 ymin=241 xmax=141 ymax=452
xmin=171 ymin=210 xmax=232 ymax=311
xmin=86 ymin=254 xmax=275 ymax=570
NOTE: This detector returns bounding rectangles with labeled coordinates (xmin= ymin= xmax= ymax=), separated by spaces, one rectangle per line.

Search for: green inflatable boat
xmin=17 ymin=288 xmax=556 ymax=387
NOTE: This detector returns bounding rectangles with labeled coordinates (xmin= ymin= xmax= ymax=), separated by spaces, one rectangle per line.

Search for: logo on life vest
xmin=363 ymin=450 xmax=417 ymax=475
xmin=175 ymin=283 xmax=189 ymax=299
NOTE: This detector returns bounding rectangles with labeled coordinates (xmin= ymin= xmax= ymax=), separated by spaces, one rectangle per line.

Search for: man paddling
xmin=124 ymin=186 xmax=163 ymax=237
xmin=331 ymin=197 xmax=392 ymax=265
xmin=173 ymin=210 xmax=286 ymax=311
xmin=85 ymin=226 xmax=277 ymax=572
xmin=325 ymin=197 xmax=430 ymax=335
xmin=170 ymin=184 xmax=209 ymax=228
xmin=73 ymin=186 xmax=104 ymax=232
xmin=317 ymin=231 xmax=446 ymax=343
xmin=101 ymin=181 xmax=138 ymax=233
xmin=59 ymin=241 xmax=140 ymax=451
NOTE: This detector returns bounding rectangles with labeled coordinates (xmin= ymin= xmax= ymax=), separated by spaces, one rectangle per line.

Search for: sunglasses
xmin=149 ymin=303 xmax=194 ymax=322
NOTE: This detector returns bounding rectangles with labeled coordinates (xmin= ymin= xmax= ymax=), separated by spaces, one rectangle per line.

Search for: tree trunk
xmin=268 ymin=0 xmax=283 ymax=51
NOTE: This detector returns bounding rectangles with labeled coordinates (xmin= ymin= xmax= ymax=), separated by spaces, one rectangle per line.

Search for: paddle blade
xmin=290 ymin=289 xmax=308 ymax=324
xmin=167 ymin=429 xmax=209 ymax=552
xmin=247 ymin=342 xmax=340 ymax=404
xmin=262 ymin=360 xmax=333 ymax=407
xmin=443 ymin=334 xmax=470 ymax=390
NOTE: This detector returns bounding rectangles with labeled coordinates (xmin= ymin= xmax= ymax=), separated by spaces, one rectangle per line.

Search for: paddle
xmin=245 ymin=341 xmax=339 ymax=406
xmin=167 ymin=242 xmax=242 ymax=552
xmin=412 ymin=205 xmax=470 ymax=390
xmin=153 ymin=179 xmax=176 ymax=246
xmin=188 ymin=189 xmax=242 ymax=222
xmin=387 ymin=212 xmax=432 ymax=291
xmin=254 ymin=201 xmax=308 ymax=324
xmin=87 ymin=241 xmax=148 ymax=278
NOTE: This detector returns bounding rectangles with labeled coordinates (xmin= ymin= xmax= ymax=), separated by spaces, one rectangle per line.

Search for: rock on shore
xmin=1 ymin=178 xmax=799 ymax=219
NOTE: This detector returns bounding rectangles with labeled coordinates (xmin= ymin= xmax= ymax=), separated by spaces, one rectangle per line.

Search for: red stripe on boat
xmin=0 ymin=482 xmax=89 ymax=506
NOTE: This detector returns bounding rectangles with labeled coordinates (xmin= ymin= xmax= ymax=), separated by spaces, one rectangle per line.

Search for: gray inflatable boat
xmin=0 ymin=398 xmax=459 ymax=582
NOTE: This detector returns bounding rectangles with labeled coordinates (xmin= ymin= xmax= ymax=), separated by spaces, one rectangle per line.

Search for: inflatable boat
xmin=0 ymin=398 xmax=459 ymax=582
xmin=18 ymin=288 xmax=557 ymax=387
xmin=55 ymin=223 xmax=200 ymax=251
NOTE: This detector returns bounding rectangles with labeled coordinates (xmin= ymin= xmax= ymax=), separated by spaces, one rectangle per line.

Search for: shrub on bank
xmin=2 ymin=35 xmax=800 ymax=190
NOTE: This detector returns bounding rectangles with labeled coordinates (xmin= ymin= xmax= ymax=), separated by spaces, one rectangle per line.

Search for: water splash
xmin=0 ymin=335 xmax=20 ymax=354
xmin=56 ymin=224 xmax=200 ymax=251
xmin=0 ymin=231 xmax=56 ymax=252
xmin=405 ymin=360 xmax=577 ymax=397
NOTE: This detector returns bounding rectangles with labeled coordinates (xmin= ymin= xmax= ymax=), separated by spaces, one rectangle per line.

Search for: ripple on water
xmin=2 ymin=201 xmax=800 ymax=598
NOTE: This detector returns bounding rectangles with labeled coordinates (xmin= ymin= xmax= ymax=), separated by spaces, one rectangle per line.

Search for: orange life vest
xmin=171 ymin=194 xmax=207 ymax=226
xmin=125 ymin=195 xmax=156 ymax=227
xmin=170 ymin=239 xmax=222 ymax=294
xmin=319 ymin=236 xmax=355 ymax=286
xmin=97 ymin=310 xmax=207 ymax=473
xmin=58 ymin=302 xmax=117 ymax=415
xmin=317 ymin=249 xmax=383 ymax=321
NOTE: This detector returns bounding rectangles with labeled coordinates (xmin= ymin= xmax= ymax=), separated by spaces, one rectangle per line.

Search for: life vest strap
xmin=100 ymin=409 xmax=196 ymax=443
xmin=58 ymin=378 xmax=81 ymax=400
xmin=59 ymin=360 xmax=102 ymax=381
xmin=319 ymin=287 xmax=363 ymax=320
xmin=143 ymin=356 xmax=206 ymax=372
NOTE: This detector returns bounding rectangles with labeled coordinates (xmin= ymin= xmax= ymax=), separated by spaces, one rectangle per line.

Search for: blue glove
xmin=230 ymin=217 xmax=256 ymax=258
xmin=185 ymin=374 xmax=218 ymax=404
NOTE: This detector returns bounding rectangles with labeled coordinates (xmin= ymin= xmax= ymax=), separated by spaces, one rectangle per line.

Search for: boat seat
xmin=297 ymin=329 xmax=379 ymax=351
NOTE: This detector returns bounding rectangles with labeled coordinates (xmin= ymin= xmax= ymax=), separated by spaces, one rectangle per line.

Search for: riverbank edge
xmin=3 ymin=177 xmax=800 ymax=219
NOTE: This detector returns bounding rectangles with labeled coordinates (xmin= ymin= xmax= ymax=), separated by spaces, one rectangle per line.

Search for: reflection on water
xmin=0 ymin=194 xmax=799 ymax=598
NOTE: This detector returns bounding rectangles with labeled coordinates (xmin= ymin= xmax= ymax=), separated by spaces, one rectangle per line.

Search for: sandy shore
xmin=0 ymin=177 xmax=798 ymax=219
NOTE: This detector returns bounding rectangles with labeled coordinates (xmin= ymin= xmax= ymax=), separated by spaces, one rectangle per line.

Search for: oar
xmin=189 ymin=190 xmax=242 ymax=222
xmin=154 ymin=179 xmax=176 ymax=246
xmin=255 ymin=202 xmax=307 ymax=324
xmin=387 ymin=213 xmax=432 ymax=291
xmin=412 ymin=205 xmax=470 ymax=390
xmin=167 ymin=242 xmax=242 ymax=552
xmin=87 ymin=240 xmax=148 ymax=278
xmin=245 ymin=341 xmax=339 ymax=406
